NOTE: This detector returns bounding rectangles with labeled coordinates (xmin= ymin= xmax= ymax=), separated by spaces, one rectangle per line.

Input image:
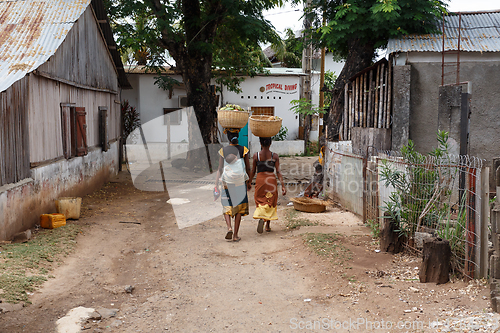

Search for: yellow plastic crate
xmin=40 ymin=213 xmax=66 ymax=229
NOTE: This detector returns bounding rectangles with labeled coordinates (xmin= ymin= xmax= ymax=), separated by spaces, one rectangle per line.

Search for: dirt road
xmin=0 ymin=157 xmax=495 ymax=332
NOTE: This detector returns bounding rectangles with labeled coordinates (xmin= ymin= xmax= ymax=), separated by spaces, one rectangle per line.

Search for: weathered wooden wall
xmin=0 ymin=79 xmax=30 ymax=186
xmin=28 ymin=75 xmax=119 ymax=164
xmin=28 ymin=5 xmax=121 ymax=165
xmin=36 ymin=7 xmax=118 ymax=92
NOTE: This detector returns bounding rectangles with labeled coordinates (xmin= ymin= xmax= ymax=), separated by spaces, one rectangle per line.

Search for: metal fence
xmin=325 ymin=144 xmax=489 ymax=280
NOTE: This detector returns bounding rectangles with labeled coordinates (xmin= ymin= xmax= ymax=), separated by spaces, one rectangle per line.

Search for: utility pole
xmin=302 ymin=0 xmax=313 ymax=154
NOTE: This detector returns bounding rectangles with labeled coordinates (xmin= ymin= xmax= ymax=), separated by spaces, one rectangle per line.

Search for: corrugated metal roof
xmin=0 ymin=0 xmax=91 ymax=92
xmin=387 ymin=10 xmax=500 ymax=54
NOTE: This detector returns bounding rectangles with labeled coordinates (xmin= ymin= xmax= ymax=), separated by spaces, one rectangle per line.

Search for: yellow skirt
xmin=253 ymin=172 xmax=278 ymax=221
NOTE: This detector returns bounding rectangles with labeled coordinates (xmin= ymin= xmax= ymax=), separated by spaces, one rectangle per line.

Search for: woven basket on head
xmin=290 ymin=197 xmax=327 ymax=213
xmin=217 ymin=109 xmax=249 ymax=129
xmin=249 ymin=115 xmax=282 ymax=137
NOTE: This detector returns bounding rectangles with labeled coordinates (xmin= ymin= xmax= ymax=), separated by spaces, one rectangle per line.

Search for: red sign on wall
xmin=265 ymin=83 xmax=297 ymax=94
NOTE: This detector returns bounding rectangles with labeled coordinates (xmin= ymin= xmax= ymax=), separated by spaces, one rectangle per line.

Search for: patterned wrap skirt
xmin=253 ymin=172 xmax=278 ymax=221
xmin=221 ymin=182 xmax=249 ymax=217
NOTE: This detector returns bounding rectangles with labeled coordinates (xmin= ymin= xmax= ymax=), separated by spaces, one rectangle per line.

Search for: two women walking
xmin=215 ymin=131 xmax=286 ymax=242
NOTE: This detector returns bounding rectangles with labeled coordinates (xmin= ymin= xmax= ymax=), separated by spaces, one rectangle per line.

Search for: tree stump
xmin=379 ymin=213 xmax=404 ymax=254
xmin=419 ymin=237 xmax=451 ymax=284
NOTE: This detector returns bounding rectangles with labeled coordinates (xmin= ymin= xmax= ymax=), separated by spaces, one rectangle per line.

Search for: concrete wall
xmin=324 ymin=141 xmax=363 ymax=216
xmin=248 ymin=140 xmax=304 ymax=156
xmin=396 ymin=52 xmax=500 ymax=188
xmin=0 ymin=142 xmax=119 ymax=241
xmin=392 ymin=65 xmax=411 ymax=151
xmin=126 ymin=140 xmax=305 ymax=165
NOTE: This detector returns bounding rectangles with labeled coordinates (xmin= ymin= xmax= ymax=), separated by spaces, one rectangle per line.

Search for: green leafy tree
xmin=303 ymin=0 xmax=447 ymax=139
xmin=271 ymin=28 xmax=303 ymax=68
xmin=104 ymin=0 xmax=282 ymax=167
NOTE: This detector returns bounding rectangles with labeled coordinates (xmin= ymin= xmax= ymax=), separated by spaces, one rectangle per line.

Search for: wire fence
xmin=326 ymin=143 xmax=488 ymax=280
xmin=376 ymin=153 xmax=484 ymax=279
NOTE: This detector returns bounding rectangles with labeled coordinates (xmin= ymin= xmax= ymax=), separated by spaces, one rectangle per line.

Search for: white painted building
xmin=121 ymin=65 xmax=337 ymax=159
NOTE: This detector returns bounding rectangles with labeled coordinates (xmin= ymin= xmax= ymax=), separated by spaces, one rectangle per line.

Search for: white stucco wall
xmin=222 ymin=72 xmax=302 ymax=141
xmin=122 ymin=73 xmax=189 ymax=143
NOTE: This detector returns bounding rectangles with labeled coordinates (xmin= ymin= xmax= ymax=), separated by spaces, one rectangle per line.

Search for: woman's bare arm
xmin=247 ymin=152 xmax=257 ymax=190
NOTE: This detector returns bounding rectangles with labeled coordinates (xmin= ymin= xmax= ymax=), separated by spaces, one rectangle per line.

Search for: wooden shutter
xmin=60 ymin=104 xmax=73 ymax=159
xmin=99 ymin=107 xmax=109 ymax=151
xmin=75 ymin=107 xmax=88 ymax=156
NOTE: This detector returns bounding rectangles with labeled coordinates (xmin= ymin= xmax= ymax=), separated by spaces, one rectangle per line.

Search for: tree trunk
xmin=152 ymin=0 xmax=222 ymax=172
xmin=419 ymin=237 xmax=451 ymax=284
xmin=182 ymin=60 xmax=218 ymax=172
xmin=327 ymin=39 xmax=375 ymax=140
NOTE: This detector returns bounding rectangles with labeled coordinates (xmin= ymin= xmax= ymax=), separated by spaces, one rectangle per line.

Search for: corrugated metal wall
xmin=36 ymin=7 xmax=118 ymax=92
xmin=0 ymin=79 xmax=30 ymax=186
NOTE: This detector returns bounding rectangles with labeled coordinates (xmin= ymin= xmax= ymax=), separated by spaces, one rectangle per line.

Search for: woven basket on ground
xmin=217 ymin=110 xmax=249 ymax=129
xmin=249 ymin=115 xmax=282 ymax=137
xmin=290 ymin=197 xmax=327 ymax=213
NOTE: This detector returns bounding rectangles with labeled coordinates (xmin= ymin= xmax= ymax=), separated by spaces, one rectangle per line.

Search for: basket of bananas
xmin=249 ymin=115 xmax=282 ymax=137
xmin=217 ymin=104 xmax=249 ymax=129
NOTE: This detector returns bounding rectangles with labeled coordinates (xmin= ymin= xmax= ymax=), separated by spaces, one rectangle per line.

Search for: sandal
xmin=265 ymin=227 xmax=271 ymax=232
xmin=225 ymin=230 xmax=233 ymax=240
xmin=233 ymin=237 xmax=241 ymax=242
xmin=257 ymin=219 xmax=264 ymax=234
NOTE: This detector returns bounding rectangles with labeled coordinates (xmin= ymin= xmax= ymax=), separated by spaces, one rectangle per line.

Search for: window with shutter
xmin=75 ymin=107 xmax=88 ymax=156
xmin=61 ymin=104 xmax=88 ymax=158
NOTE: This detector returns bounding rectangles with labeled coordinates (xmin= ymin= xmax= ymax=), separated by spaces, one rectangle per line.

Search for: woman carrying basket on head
xmin=247 ymin=137 xmax=286 ymax=233
xmin=215 ymin=129 xmax=251 ymax=242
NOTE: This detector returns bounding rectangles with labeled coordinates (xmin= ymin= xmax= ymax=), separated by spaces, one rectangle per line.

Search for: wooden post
xmin=344 ymin=84 xmax=349 ymax=140
xmin=362 ymin=73 xmax=366 ymax=127
xmin=350 ymin=88 xmax=354 ymax=139
xmin=354 ymin=77 xmax=359 ymax=127
xmin=374 ymin=65 xmax=380 ymax=128
xmin=465 ymin=167 xmax=477 ymax=280
xmin=367 ymin=70 xmax=373 ymax=128
xmin=419 ymin=237 xmax=451 ymax=284
xmin=380 ymin=212 xmax=404 ymax=253
xmin=386 ymin=60 xmax=392 ymax=129
xmin=378 ymin=63 xmax=385 ymax=128
xmin=478 ymin=167 xmax=489 ymax=278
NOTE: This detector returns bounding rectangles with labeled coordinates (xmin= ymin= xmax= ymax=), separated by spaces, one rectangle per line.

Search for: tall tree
xmin=105 ymin=0 xmax=281 ymax=167
xmin=304 ymin=0 xmax=447 ymax=140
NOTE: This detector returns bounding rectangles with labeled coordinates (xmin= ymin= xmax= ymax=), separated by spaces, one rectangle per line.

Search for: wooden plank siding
xmin=28 ymin=75 xmax=119 ymax=163
xmin=27 ymin=5 xmax=121 ymax=164
xmin=0 ymin=79 xmax=30 ymax=187
xmin=342 ymin=59 xmax=393 ymax=140
xmin=36 ymin=7 xmax=118 ymax=93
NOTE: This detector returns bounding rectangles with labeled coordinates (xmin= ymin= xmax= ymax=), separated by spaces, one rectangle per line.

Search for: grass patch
xmin=0 ymin=223 xmax=81 ymax=303
xmin=285 ymin=209 xmax=319 ymax=229
xmin=302 ymin=233 xmax=352 ymax=265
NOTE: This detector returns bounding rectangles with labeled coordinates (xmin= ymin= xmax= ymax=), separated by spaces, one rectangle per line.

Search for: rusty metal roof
xmin=387 ymin=10 xmax=500 ymax=54
xmin=0 ymin=0 xmax=91 ymax=92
